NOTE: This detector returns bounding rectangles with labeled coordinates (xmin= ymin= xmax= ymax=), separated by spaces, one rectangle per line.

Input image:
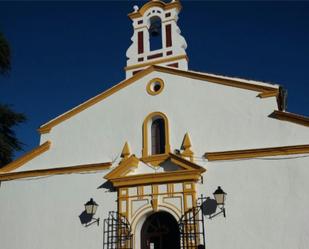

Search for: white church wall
xmin=200 ymin=154 xmax=309 ymax=249
xmin=27 ymin=70 xmax=309 ymax=172
xmin=0 ymin=172 xmax=116 ymax=249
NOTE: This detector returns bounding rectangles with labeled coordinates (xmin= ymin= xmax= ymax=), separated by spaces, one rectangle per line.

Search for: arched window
xmin=149 ymin=16 xmax=162 ymax=51
xmin=142 ymin=112 xmax=170 ymax=158
xmin=151 ymin=118 xmax=165 ymax=155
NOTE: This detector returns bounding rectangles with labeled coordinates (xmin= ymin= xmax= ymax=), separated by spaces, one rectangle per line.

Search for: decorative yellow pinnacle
xmin=181 ymin=133 xmax=194 ymax=162
xmin=182 ymin=133 xmax=192 ymax=150
xmin=121 ymin=142 xmax=130 ymax=159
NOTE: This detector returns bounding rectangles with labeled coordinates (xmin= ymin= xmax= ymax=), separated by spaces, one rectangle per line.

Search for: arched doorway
xmin=141 ymin=211 xmax=180 ymax=249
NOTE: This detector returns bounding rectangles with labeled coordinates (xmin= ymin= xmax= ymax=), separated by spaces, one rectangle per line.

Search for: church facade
xmin=1 ymin=1 xmax=309 ymax=249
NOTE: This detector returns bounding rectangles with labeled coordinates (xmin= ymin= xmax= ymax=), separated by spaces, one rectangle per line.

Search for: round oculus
xmin=147 ymin=78 xmax=164 ymax=95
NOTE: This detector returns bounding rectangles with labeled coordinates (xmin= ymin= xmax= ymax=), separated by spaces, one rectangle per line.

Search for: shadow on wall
xmin=79 ymin=211 xmax=94 ymax=226
xmin=201 ymin=197 xmax=217 ymax=216
xmin=97 ymin=181 xmax=116 ymax=192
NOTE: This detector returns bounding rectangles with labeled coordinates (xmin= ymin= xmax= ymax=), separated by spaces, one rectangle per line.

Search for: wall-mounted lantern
xmin=200 ymin=186 xmax=227 ymax=219
xmin=212 ymin=186 xmax=226 ymax=218
xmin=84 ymin=198 xmax=100 ymax=227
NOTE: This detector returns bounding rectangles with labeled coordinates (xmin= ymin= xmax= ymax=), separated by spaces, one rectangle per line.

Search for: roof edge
xmin=270 ymin=110 xmax=309 ymax=127
xmin=0 ymin=141 xmax=51 ymax=173
xmin=205 ymin=144 xmax=309 ymax=161
xmin=0 ymin=162 xmax=111 ymax=181
xmin=38 ymin=65 xmax=281 ymax=134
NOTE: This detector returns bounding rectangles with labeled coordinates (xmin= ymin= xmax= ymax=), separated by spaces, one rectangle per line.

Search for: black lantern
xmin=199 ymin=186 xmax=227 ymax=219
xmin=83 ymin=198 xmax=100 ymax=227
xmin=84 ymin=198 xmax=98 ymax=215
xmin=213 ymin=186 xmax=226 ymax=206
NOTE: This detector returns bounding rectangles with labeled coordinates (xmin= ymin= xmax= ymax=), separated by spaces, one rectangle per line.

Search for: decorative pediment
xmin=104 ymin=153 xmax=206 ymax=188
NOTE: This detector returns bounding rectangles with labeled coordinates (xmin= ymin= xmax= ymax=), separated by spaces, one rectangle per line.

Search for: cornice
xmin=271 ymin=110 xmax=309 ymax=127
xmin=0 ymin=162 xmax=111 ymax=181
xmin=124 ymin=55 xmax=188 ymax=71
xmin=0 ymin=141 xmax=51 ymax=173
xmin=104 ymin=155 xmax=140 ymax=180
xmin=205 ymin=144 xmax=309 ymax=161
xmin=109 ymin=169 xmax=203 ymax=187
xmin=257 ymin=90 xmax=279 ymax=98
xmin=140 ymin=154 xmax=170 ymax=166
xmin=38 ymin=65 xmax=281 ymax=134
xmin=154 ymin=66 xmax=277 ymax=93
xmin=38 ymin=67 xmax=154 ymax=134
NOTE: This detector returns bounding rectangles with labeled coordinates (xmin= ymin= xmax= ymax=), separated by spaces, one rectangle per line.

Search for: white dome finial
xmin=133 ymin=5 xmax=139 ymax=12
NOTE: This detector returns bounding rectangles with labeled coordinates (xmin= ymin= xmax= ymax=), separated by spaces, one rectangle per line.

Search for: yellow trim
xmin=0 ymin=162 xmax=111 ymax=181
xmin=118 ymin=188 xmax=129 ymax=217
xmin=146 ymin=78 xmax=165 ymax=96
xmin=128 ymin=0 xmax=182 ymax=19
xmin=137 ymin=186 xmax=144 ymax=199
xmin=140 ymin=153 xmax=169 ymax=166
xmin=154 ymin=66 xmax=277 ymax=92
xmin=0 ymin=141 xmax=51 ymax=173
xmin=38 ymin=67 xmax=154 ymax=134
xmin=205 ymin=144 xmax=309 ymax=161
xmin=125 ymin=55 xmax=188 ymax=71
xmin=121 ymin=142 xmax=131 ymax=159
xmin=109 ymin=170 xmax=203 ymax=187
xmin=162 ymin=196 xmax=182 ymax=214
xmin=271 ymin=110 xmax=309 ymax=127
xmin=258 ymin=90 xmax=279 ymax=98
xmin=152 ymin=184 xmax=159 ymax=195
xmin=181 ymin=133 xmax=194 ymax=161
xmin=169 ymin=153 xmax=205 ymax=172
xmin=167 ymin=183 xmax=174 ymax=197
xmin=38 ymin=65 xmax=278 ymax=134
xmin=104 ymin=155 xmax=139 ymax=180
xmin=142 ymin=111 xmax=171 ymax=158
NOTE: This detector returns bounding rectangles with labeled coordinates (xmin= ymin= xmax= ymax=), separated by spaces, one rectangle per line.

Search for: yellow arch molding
xmin=142 ymin=111 xmax=171 ymax=158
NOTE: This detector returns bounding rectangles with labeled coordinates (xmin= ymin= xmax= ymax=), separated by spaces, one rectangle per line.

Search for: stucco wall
xmin=0 ymin=171 xmax=116 ymax=249
xmin=1 ymin=70 xmax=309 ymax=249
xmin=1 ymin=154 xmax=309 ymax=249
xmin=14 ymin=70 xmax=309 ymax=172
xmin=203 ymin=154 xmax=309 ymax=249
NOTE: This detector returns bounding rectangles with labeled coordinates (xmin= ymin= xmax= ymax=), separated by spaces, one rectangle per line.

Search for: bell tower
xmin=125 ymin=0 xmax=188 ymax=79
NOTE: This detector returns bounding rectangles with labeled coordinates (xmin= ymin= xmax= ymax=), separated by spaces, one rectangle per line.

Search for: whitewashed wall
xmin=202 ymin=154 xmax=309 ymax=249
xmin=15 ymin=70 xmax=309 ymax=172
xmin=1 ymin=70 xmax=309 ymax=249
xmin=0 ymin=171 xmax=116 ymax=249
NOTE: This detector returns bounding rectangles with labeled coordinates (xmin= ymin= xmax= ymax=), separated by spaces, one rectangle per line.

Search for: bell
xmin=149 ymin=21 xmax=161 ymax=37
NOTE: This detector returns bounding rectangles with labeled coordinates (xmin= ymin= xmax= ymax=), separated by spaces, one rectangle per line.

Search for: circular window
xmin=146 ymin=78 xmax=164 ymax=95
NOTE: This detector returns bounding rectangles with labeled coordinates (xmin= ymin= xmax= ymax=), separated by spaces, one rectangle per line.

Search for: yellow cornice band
xmin=0 ymin=162 xmax=111 ymax=181
xmin=205 ymin=144 xmax=309 ymax=161
xmin=109 ymin=170 xmax=203 ymax=187
xmin=272 ymin=110 xmax=309 ymax=127
xmin=38 ymin=65 xmax=282 ymax=134
xmin=257 ymin=90 xmax=279 ymax=98
xmin=105 ymin=155 xmax=139 ymax=180
xmin=0 ymin=141 xmax=51 ymax=173
xmin=124 ymin=55 xmax=188 ymax=71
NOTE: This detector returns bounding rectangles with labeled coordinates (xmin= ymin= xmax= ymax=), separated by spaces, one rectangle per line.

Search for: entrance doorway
xmin=141 ymin=211 xmax=180 ymax=249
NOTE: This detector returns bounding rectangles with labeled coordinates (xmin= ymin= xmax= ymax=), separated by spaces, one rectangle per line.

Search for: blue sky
xmin=0 ymin=1 xmax=308 ymax=158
